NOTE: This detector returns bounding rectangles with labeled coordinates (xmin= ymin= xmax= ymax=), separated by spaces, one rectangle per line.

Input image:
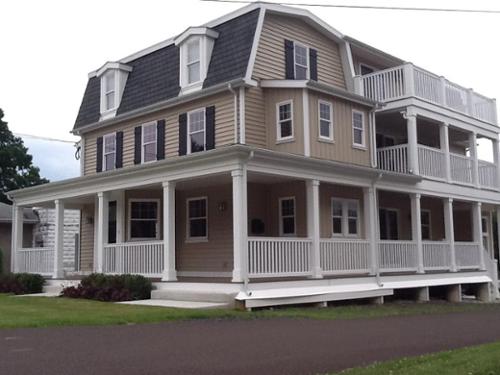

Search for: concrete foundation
xmin=475 ymin=283 xmax=492 ymax=302
xmin=415 ymin=286 xmax=430 ymax=302
xmin=446 ymin=284 xmax=462 ymax=303
xmin=369 ymin=296 xmax=384 ymax=305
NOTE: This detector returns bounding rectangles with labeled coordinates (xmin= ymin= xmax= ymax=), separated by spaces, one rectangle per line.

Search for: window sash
xmin=331 ymin=198 xmax=360 ymax=237
xmin=294 ymin=42 xmax=309 ymax=79
xmin=276 ymin=101 xmax=293 ymax=141
xmin=187 ymin=197 xmax=208 ymax=240
xmin=318 ymin=101 xmax=333 ymax=140
xmin=186 ymin=39 xmax=201 ymax=84
xmin=352 ymin=110 xmax=365 ymax=146
xmin=103 ymin=133 xmax=116 ymax=171
xmin=103 ymin=71 xmax=116 ymax=111
xmin=279 ymin=197 xmax=296 ymax=236
xmin=128 ymin=200 xmax=159 ymax=240
xmin=188 ymin=109 xmax=206 ymax=153
xmin=142 ymin=123 xmax=157 ymax=163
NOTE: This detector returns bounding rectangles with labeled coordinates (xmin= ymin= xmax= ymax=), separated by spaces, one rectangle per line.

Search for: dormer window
xmin=95 ymin=62 xmax=132 ymax=120
xmin=175 ymin=27 xmax=219 ymax=94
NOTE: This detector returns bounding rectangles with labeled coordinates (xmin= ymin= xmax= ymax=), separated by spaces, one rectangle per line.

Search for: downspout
xmin=228 ymin=83 xmax=238 ymax=144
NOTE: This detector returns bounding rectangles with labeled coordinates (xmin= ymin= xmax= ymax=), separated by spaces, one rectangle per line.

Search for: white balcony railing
xmin=16 ymin=247 xmax=54 ymax=276
xmin=378 ymin=241 xmax=418 ymax=272
xmin=103 ymin=241 xmax=164 ymax=277
xmin=356 ymin=63 xmax=497 ymax=124
xmin=376 ymin=144 xmax=409 ymax=174
xmin=422 ymin=241 xmax=451 ymax=271
xmin=320 ymin=239 xmax=371 ymax=275
xmin=417 ymin=145 xmax=447 ymax=180
xmin=478 ymin=160 xmax=498 ymax=189
xmin=455 ymin=242 xmax=481 ymax=270
xmin=450 ymin=153 xmax=474 ymax=185
xmin=247 ymin=237 xmax=313 ymax=278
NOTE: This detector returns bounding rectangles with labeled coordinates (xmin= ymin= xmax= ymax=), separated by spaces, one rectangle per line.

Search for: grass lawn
xmin=333 ymin=341 xmax=500 ymax=375
xmin=1 ymin=293 xmax=500 ymax=329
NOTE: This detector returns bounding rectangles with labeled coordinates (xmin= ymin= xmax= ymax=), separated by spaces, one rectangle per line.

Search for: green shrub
xmin=61 ymin=273 xmax=152 ymax=302
xmin=0 ymin=273 xmax=45 ymax=294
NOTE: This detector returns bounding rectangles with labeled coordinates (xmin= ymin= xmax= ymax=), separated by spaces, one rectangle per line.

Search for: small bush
xmin=0 ymin=273 xmax=45 ymax=294
xmin=61 ymin=273 xmax=152 ymax=302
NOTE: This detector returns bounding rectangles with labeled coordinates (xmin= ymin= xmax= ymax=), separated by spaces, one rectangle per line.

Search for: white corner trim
xmin=245 ymin=7 xmax=266 ymax=82
xmin=302 ymin=89 xmax=310 ymax=157
xmin=239 ymin=87 xmax=246 ymax=144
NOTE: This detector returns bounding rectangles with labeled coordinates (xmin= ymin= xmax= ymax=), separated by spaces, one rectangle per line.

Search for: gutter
xmin=72 ymin=78 xmax=255 ymax=136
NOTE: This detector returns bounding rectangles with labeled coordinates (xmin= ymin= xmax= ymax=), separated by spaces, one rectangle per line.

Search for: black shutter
xmin=115 ymin=131 xmax=123 ymax=168
xmin=178 ymin=113 xmax=187 ymax=156
xmin=205 ymin=106 xmax=215 ymax=151
xmin=134 ymin=126 xmax=142 ymax=164
xmin=96 ymin=137 xmax=103 ymax=173
xmin=284 ymin=39 xmax=295 ymax=80
xmin=157 ymin=120 xmax=165 ymax=160
xmin=309 ymin=48 xmax=318 ymax=81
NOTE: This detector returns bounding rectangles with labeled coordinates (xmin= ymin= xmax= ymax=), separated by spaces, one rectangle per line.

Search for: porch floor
xmin=117 ymin=299 xmax=230 ymax=309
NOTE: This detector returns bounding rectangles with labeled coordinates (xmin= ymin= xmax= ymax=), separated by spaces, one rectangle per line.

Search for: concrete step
xmin=43 ymin=280 xmax=80 ymax=294
xmin=151 ymin=288 xmax=237 ymax=305
xmin=117 ymin=299 xmax=231 ymax=309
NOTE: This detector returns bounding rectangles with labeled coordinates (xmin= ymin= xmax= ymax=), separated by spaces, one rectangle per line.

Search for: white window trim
xmin=187 ymin=107 xmax=207 ymax=154
xmin=318 ymin=100 xmax=334 ymax=142
xmin=186 ymin=196 xmax=208 ymax=242
xmin=127 ymin=199 xmax=160 ymax=241
xmin=186 ymin=38 xmax=202 ymax=86
xmin=141 ymin=121 xmax=157 ymax=164
xmin=102 ymin=132 xmax=116 ymax=172
xmin=352 ymin=109 xmax=366 ymax=149
xmin=279 ymin=196 xmax=296 ymax=237
xmin=293 ymin=41 xmax=310 ymax=80
xmin=421 ymin=209 xmax=432 ymax=240
xmin=276 ymin=100 xmax=294 ymax=142
xmin=100 ymin=70 xmax=118 ymax=118
xmin=331 ymin=198 xmax=360 ymax=238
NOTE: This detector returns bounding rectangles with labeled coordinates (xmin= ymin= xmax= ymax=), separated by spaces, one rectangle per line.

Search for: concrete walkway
xmin=1 ymin=311 xmax=500 ymax=375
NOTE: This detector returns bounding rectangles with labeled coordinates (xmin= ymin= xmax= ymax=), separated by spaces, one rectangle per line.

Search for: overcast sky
xmin=1 ymin=0 xmax=499 ymax=148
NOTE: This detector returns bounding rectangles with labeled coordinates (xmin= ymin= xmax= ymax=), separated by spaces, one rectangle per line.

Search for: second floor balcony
xmin=354 ymin=63 xmax=498 ymax=125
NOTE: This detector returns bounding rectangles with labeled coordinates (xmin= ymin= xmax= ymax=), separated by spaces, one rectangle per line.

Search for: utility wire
xmin=14 ymin=133 xmax=77 ymax=144
xmin=201 ymin=0 xmax=500 ymax=14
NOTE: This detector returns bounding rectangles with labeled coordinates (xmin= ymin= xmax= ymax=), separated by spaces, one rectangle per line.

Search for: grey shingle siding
xmin=73 ymin=9 xmax=260 ymax=131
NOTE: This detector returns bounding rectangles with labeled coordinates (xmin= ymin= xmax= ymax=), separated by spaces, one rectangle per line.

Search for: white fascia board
xmin=89 ymin=62 xmax=133 ymax=79
xmin=174 ymin=27 xmax=219 ymax=46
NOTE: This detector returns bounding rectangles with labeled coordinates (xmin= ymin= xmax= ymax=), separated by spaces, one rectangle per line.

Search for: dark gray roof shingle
xmin=73 ymin=9 xmax=260 ymax=130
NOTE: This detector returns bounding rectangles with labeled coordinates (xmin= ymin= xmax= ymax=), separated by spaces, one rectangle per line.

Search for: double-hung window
xmin=279 ymin=197 xmax=296 ymax=236
xmin=277 ymin=101 xmax=293 ymax=141
xmin=294 ymin=42 xmax=309 ymax=80
xmin=318 ymin=100 xmax=333 ymax=140
xmin=129 ymin=200 xmax=159 ymax=240
xmin=352 ymin=110 xmax=365 ymax=147
xmin=187 ymin=197 xmax=208 ymax=240
xmin=103 ymin=71 xmax=116 ymax=111
xmin=103 ymin=133 xmax=116 ymax=171
xmin=421 ymin=210 xmax=431 ymax=240
xmin=331 ymin=198 xmax=360 ymax=237
xmin=186 ymin=39 xmax=201 ymax=85
xmin=142 ymin=122 xmax=157 ymax=163
xmin=188 ymin=108 xmax=206 ymax=153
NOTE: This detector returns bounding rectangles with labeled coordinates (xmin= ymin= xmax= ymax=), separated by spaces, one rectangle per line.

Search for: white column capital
xmin=440 ymin=122 xmax=449 ymax=128
xmin=308 ymin=179 xmax=320 ymax=187
xmin=231 ymin=168 xmax=245 ymax=178
xmin=162 ymin=180 xmax=176 ymax=188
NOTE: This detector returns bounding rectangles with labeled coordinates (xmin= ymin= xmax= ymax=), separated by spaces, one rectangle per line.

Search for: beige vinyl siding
xmin=176 ymin=185 xmax=233 ymax=273
xmin=309 ymin=91 xmax=371 ymax=167
xmin=79 ymin=203 xmax=95 ymax=272
xmin=83 ymin=92 xmax=235 ymax=176
xmin=245 ymin=87 xmax=267 ymax=148
xmin=252 ymin=13 xmax=346 ymax=89
xmin=264 ymin=88 xmax=304 ymax=155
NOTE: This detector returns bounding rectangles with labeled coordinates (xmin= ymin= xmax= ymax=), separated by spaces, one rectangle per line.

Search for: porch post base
xmin=232 ymin=269 xmax=244 ymax=283
xmin=310 ymin=267 xmax=323 ymax=279
xmin=161 ymin=270 xmax=177 ymax=282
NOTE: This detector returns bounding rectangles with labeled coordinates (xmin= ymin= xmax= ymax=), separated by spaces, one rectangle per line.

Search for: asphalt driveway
xmin=2 ymin=311 xmax=500 ymax=375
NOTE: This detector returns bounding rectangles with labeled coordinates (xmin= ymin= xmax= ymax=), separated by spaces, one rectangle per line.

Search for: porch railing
xmin=16 ymin=247 xmax=54 ymax=276
xmin=417 ymin=145 xmax=447 ymax=180
xmin=320 ymin=239 xmax=371 ymax=275
xmin=478 ymin=160 xmax=498 ymax=189
xmin=422 ymin=241 xmax=451 ymax=271
xmin=247 ymin=237 xmax=312 ymax=278
xmin=450 ymin=153 xmax=473 ymax=185
xmin=103 ymin=241 xmax=164 ymax=277
xmin=455 ymin=242 xmax=481 ymax=270
xmin=378 ymin=241 xmax=418 ymax=272
xmin=376 ymin=144 xmax=409 ymax=174
xmin=356 ymin=63 xmax=497 ymax=124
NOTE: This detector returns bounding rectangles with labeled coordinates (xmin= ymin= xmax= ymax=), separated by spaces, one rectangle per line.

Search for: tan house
xmin=7 ymin=3 xmax=500 ymax=308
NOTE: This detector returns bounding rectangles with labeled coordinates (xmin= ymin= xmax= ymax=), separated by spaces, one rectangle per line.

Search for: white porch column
xmin=363 ymin=187 xmax=378 ymax=275
xmin=410 ymin=193 xmax=424 ymax=273
xmin=306 ymin=179 xmax=322 ymax=279
xmin=472 ymin=201 xmax=485 ymax=270
xmin=444 ymin=198 xmax=457 ymax=272
xmin=115 ymin=190 xmax=125 ymax=243
xmin=469 ymin=132 xmax=480 ymax=188
xmin=96 ymin=192 xmax=109 ymax=273
xmin=10 ymin=204 xmax=23 ymax=273
xmin=404 ymin=109 xmax=419 ymax=175
xmin=231 ymin=168 xmax=248 ymax=282
xmin=53 ymin=199 xmax=65 ymax=278
xmin=162 ymin=181 xmax=177 ymax=281
xmin=439 ymin=123 xmax=452 ymax=183
xmin=493 ymin=138 xmax=500 ymax=190
xmin=496 ymin=207 xmax=500 ymax=260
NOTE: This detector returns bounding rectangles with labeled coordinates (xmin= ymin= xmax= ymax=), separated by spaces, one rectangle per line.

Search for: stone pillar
xmin=306 ymin=179 xmax=322 ymax=279
xmin=162 ymin=181 xmax=177 ymax=281
xmin=410 ymin=193 xmax=424 ymax=273
xmin=232 ymin=168 xmax=248 ymax=282
xmin=444 ymin=198 xmax=457 ymax=272
xmin=53 ymin=200 xmax=65 ymax=278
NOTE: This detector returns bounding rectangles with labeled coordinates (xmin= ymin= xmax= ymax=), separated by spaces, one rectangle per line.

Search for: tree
xmin=0 ymin=108 xmax=49 ymax=204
